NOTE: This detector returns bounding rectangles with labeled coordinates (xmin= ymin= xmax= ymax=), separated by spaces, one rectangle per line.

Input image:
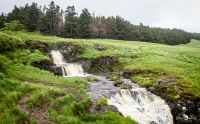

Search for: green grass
xmin=7 ymin=31 xmax=199 ymax=97
xmin=0 ymin=30 xmax=200 ymax=123
xmin=0 ymin=32 xmax=138 ymax=123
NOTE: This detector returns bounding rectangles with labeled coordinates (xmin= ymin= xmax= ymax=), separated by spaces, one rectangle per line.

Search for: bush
xmin=0 ymin=55 xmax=8 ymax=72
xmin=1 ymin=21 xmax=25 ymax=31
xmin=0 ymin=32 xmax=23 ymax=52
xmin=0 ymin=72 xmax=5 ymax=80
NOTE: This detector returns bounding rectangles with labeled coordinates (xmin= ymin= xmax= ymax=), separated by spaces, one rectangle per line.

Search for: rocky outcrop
xmin=32 ymin=60 xmax=62 ymax=76
xmin=169 ymin=99 xmax=200 ymax=123
xmin=78 ymin=56 xmax=121 ymax=73
xmin=25 ymin=40 xmax=50 ymax=53
xmin=59 ymin=43 xmax=84 ymax=62
xmin=91 ymin=56 xmax=120 ymax=72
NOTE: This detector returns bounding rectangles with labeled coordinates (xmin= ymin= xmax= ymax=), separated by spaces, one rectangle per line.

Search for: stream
xmin=51 ymin=50 xmax=173 ymax=124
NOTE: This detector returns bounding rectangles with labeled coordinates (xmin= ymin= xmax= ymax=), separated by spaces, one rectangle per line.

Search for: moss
xmin=97 ymin=98 xmax=108 ymax=110
xmin=86 ymin=77 xmax=99 ymax=82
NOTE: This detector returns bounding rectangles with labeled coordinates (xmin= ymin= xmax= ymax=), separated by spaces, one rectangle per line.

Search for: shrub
xmin=1 ymin=21 xmax=25 ymax=31
xmin=0 ymin=72 xmax=5 ymax=80
xmin=0 ymin=32 xmax=23 ymax=52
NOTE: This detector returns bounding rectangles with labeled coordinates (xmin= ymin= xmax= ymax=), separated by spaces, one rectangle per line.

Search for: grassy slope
xmin=1 ymin=31 xmax=200 ymax=123
xmin=10 ymin=31 xmax=200 ymax=88
xmin=0 ymin=31 xmax=137 ymax=124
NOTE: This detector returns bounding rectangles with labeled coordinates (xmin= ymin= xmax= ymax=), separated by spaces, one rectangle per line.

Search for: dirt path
xmin=18 ymin=81 xmax=69 ymax=124
xmin=18 ymin=94 xmax=57 ymax=124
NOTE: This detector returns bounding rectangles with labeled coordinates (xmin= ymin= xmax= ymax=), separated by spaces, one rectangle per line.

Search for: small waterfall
xmin=62 ymin=64 xmax=84 ymax=76
xmin=51 ymin=50 xmax=66 ymax=65
xmin=88 ymin=77 xmax=173 ymax=124
xmin=51 ymin=50 xmax=85 ymax=77
xmin=108 ymin=88 xmax=173 ymax=124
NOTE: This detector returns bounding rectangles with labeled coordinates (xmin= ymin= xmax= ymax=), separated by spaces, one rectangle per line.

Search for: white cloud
xmin=0 ymin=0 xmax=200 ymax=32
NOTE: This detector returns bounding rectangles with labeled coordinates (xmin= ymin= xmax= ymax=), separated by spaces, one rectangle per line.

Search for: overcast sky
xmin=0 ymin=0 xmax=199 ymax=33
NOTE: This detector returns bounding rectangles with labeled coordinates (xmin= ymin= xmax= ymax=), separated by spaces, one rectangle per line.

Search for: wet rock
xmin=100 ymin=105 xmax=119 ymax=113
xmin=169 ymin=99 xmax=200 ymax=123
xmin=50 ymin=66 xmax=62 ymax=75
xmin=151 ymin=121 xmax=158 ymax=124
xmin=120 ymin=83 xmax=132 ymax=89
xmin=78 ymin=59 xmax=91 ymax=72
xmin=94 ymin=44 xmax=106 ymax=51
xmin=113 ymin=80 xmax=123 ymax=87
xmin=32 ymin=60 xmax=62 ymax=76
xmin=89 ymin=101 xmax=119 ymax=114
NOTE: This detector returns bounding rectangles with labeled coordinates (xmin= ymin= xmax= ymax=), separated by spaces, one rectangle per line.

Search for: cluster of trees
xmin=0 ymin=1 xmax=200 ymax=45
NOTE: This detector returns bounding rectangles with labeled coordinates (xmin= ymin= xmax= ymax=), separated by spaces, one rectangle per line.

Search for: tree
xmin=0 ymin=13 xmax=5 ymax=29
xmin=63 ymin=6 xmax=78 ymax=38
xmin=78 ymin=8 xmax=92 ymax=38
xmin=24 ymin=3 xmax=40 ymax=31
xmin=39 ymin=1 xmax=62 ymax=35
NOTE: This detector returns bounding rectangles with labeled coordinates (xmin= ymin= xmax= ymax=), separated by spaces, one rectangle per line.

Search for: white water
xmin=51 ymin=50 xmax=66 ymax=65
xmin=51 ymin=50 xmax=173 ymax=123
xmin=51 ymin=50 xmax=86 ymax=77
xmin=107 ymin=87 xmax=173 ymax=124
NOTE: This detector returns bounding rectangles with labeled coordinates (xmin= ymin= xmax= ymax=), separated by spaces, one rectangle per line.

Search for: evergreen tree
xmin=39 ymin=1 xmax=62 ymax=35
xmin=79 ymin=8 xmax=92 ymax=38
xmin=25 ymin=3 xmax=40 ymax=31
xmin=63 ymin=6 xmax=78 ymax=38
xmin=0 ymin=13 xmax=5 ymax=29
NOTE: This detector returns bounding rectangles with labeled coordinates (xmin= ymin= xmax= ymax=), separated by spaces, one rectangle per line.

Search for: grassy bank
xmin=0 ymin=30 xmax=200 ymax=123
xmin=7 ymin=31 xmax=200 ymax=97
xmin=0 ymin=31 xmax=137 ymax=123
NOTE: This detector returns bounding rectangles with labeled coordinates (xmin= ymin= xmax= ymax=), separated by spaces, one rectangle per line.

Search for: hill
xmin=0 ymin=31 xmax=200 ymax=123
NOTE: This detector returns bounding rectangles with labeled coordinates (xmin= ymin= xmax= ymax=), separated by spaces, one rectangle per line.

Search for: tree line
xmin=0 ymin=1 xmax=200 ymax=45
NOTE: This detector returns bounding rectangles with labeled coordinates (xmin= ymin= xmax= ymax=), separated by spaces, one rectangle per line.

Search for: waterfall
xmin=51 ymin=50 xmax=66 ymax=65
xmin=88 ymin=77 xmax=173 ymax=124
xmin=107 ymin=88 xmax=173 ymax=124
xmin=51 ymin=50 xmax=85 ymax=77
xmin=62 ymin=64 xmax=84 ymax=76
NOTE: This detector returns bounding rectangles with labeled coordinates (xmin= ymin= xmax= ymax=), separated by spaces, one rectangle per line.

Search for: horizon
xmin=0 ymin=0 xmax=200 ymax=33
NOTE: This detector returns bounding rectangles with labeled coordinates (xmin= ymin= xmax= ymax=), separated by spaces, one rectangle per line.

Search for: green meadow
xmin=0 ymin=31 xmax=200 ymax=123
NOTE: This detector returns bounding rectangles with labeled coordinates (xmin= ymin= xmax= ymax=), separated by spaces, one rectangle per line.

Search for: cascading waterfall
xmin=88 ymin=77 xmax=173 ymax=124
xmin=62 ymin=64 xmax=84 ymax=76
xmin=51 ymin=50 xmax=66 ymax=65
xmin=50 ymin=50 xmax=173 ymax=123
xmin=107 ymin=87 xmax=173 ymax=124
xmin=51 ymin=50 xmax=85 ymax=77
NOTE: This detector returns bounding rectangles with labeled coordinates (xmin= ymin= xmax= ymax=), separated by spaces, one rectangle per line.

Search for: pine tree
xmin=79 ymin=8 xmax=92 ymax=38
xmin=63 ymin=6 xmax=78 ymax=38
xmin=25 ymin=3 xmax=40 ymax=31
xmin=39 ymin=1 xmax=62 ymax=35
xmin=0 ymin=13 xmax=5 ymax=29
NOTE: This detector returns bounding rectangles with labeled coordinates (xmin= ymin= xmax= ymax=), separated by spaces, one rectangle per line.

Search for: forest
xmin=0 ymin=1 xmax=200 ymax=45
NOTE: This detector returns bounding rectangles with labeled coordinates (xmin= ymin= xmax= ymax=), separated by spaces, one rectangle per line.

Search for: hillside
xmin=0 ymin=31 xmax=200 ymax=123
